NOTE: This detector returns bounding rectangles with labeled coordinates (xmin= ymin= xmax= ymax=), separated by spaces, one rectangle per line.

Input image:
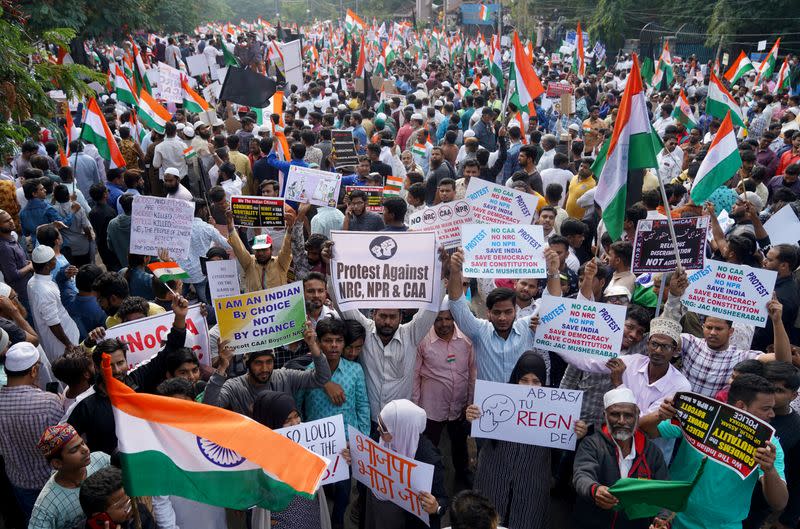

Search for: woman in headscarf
xmin=251 ymin=391 xmax=331 ymax=529
xmin=364 ymin=399 xmax=449 ymax=529
xmin=465 ymin=351 xmax=587 ymax=529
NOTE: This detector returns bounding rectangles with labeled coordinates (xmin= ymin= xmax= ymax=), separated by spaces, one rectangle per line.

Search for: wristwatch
xmin=436 ymin=505 xmax=444 ymax=516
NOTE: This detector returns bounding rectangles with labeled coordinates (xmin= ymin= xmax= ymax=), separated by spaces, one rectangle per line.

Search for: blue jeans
xmin=12 ymin=485 xmax=40 ymax=523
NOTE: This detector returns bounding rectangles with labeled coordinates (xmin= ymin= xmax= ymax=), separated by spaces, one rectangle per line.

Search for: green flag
xmin=609 ymin=459 xmax=707 ymax=519
xmin=222 ymin=43 xmax=240 ymax=67
xmin=640 ymin=57 xmax=655 ymax=86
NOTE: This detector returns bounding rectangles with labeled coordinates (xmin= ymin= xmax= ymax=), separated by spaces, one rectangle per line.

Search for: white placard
xmin=330 ymin=230 xmax=441 ymax=312
xmin=470 ymin=380 xmax=583 ymax=450
xmin=534 ymin=296 xmax=627 ymax=360
xmin=284 ymin=165 xmax=342 ymax=207
xmin=465 ymin=179 xmax=539 ymax=224
xmin=276 ymin=415 xmax=349 ymax=486
xmin=158 ymin=62 xmax=183 ymax=104
xmin=280 ymin=39 xmax=304 ymax=90
xmin=104 ymin=305 xmax=210 ymax=369
xmin=757 ymin=40 xmax=767 ymax=51
xmin=130 ymin=195 xmax=194 ymax=259
xmin=348 ymin=425 xmax=434 ymax=525
xmin=681 ymin=259 xmax=777 ymax=328
xmin=763 ymin=205 xmax=800 ymax=246
xmin=206 ymin=259 xmax=240 ymax=299
xmin=461 ymin=224 xmax=546 ymax=278
xmin=186 ymin=54 xmax=210 ymax=77
xmin=408 ymin=200 xmax=474 ymax=249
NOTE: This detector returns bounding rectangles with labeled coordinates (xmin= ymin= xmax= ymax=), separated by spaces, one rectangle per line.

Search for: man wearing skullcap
xmin=29 ymin=424 xmax=110 ymax=529
xmin=572 ymin=388 xmax=669 ymax=529
xmin=0 ymin=342 xmax=64 ymax=522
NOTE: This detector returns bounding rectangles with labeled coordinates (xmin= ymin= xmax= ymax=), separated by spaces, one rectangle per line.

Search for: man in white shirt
xmin=536 ymin=134 xmax=558 ymax=172
xmin=656 ymin=135 xmax=685 ymax=182
xmin=163 ymin=168 xmax=194 ymax=202
xmin=153 ymin=122 xmax=188 ymax=180
xmin=652 ymin=104 xmax=674 ymax=138
xmin=540 ymin=153 xmax=574 ymax=207
xmin=26 ymin=245 xmax=79 ymax=363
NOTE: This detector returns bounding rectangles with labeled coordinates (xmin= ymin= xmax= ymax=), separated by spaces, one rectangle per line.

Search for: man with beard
xmin=424 ymin=147 xmax=455 ymax=205
xmin=67 ymin=296 xmax=191 ymax=454
xmin=0 ymin=209 xmax=33 ymax=310
xmin=304 ymin=272 xmax=338 ymax=328
xmin=225 ymin=204 xmax=295 ymax=293
xmin=163 ymin=167 xmax=193 ymax=202
xmin=202 ymin=318 xmax=332 ymax=416
xmin=572 ymin=388 xmax=669 ymax=529
xmin=87 ymin=272 xmax=165 ymax=330
xmin=641 ymin=374 xmax=788 ymax=529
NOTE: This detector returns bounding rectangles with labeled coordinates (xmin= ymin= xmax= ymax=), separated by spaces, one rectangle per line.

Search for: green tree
xmin=589 ymin=0 xmax=632 ymax=50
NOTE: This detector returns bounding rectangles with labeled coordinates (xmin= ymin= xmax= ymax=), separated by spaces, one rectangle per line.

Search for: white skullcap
xmin=164 ymin=167 xmax=180 ymax=177
xmin=183 ymin=126 xmax=195 ymax=138
xmin=411 ymin=113 xmax=423 ymax=121
xmin=463 ymin=129 xmax=476 ymax=138
xmin=604 ymin=387 xmax=637 ymax=409
xmin=4 ymin=342 xmax=39 ymax=372
xmin=31 ymin=245 xmax=55 ymax=264
xmin=439 ymin=296 xmax=450 ymax=312
xmin=0 ymin=282 xmax=11 ymax=298
xmin=649 ymin=317 xmax=682 ymax=345
xmin=738 ymin=191 xmax=764 ymax=212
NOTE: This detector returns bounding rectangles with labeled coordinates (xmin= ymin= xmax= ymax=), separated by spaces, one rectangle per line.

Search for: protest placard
xmin=673 ymin=392 xmax=775 ymax=479
xmin=284 ymin=166 xmax=342 ymax=207
xmin=546 ymin=82 xmax=574 ymax=97
xmin=104 ymin=305 xmax=210 ymax=369
xmin=332 ymin=130 xmax=359 ymax=169
xmin=345 ymin=186 xmax=384 ymax=212
xmin=157 ymin=62 xmax=183 ymax=104
xmin=461 ymin=224 xmax=546 ymax=278
xmin=348 ymin=425 xmax=434 ymax=525
xmin=465 ymin=179 xmax=539 ymax=224
xmin=763 ymin=204 xmax=800 ymax=246
xmin=534 ymin=296 xmax=626 ymax=360
xmin=408 ymin=200 xmax=474 ymax=249
xmin=470 ymin=380 xmax=583 ymax=450
xmin=206 ymin=259 xmax=240 ymax=300
xmin=681 ymin=260 xmax=777 ymax=327
xmin=129 ymin=195 xmax=194 ymax=259
xmin=632 ymin=216 xmax=709 ymax=273
xmin=330 ymin=230 xmax=441 ymax=312
xmin=230 ymin=195 xmax=285 ymax=228
xmin=186 ymin=54 xmax=210 ymax=77
xmin=276 ymin=415 xmax=349 ymax=486
xmin=215 ymin=282 xmax=306 ymax=354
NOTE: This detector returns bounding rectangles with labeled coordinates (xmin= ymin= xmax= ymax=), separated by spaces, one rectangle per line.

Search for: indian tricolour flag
xmin=345 ymin=9 xmax=366 ymax=33
xmin=136 ymin=89 xmax=173 ymax=134
xmin=774 ymin=58 xmax=790 ymax=95
xmin=755 ymin=38 xmax=780 ymax=85
xmin=384 ymin=174 xmax=404 ymax=196
xmin=102 ymin=355 xmax=328 ymax=510
xmin=489 ymin=35 xmax=503 ymax=89
xmin=574 ymin=22 xmax=586 ymax=77
xmin=80 ymin=98 xmax=126 ymax=169
xmin=671 ymin=89 xmax=697 ymax=130
xmin=594 ymin=54 xmax=659 ymax=241
xmin=690 ymin=111 xmax=742 ymax=204
xmin=478 ymin=4 xmax=490 ymax=22
xmin=147 ymin=262 xmax=190 ymax=282
xmin=707 ymin=72 xmax=746 ymax=127
xmin=113 ymin=64 xmax=138 ymax=106
xmin=510 ymin=31 xmax=545 ymax=107
xmin=181 ymin=76 xmax=210 ymax=114
xmin=651 ymin=42 xmax=674 ymax=90
xmin=724 ymin=50 xmax=754 ymax=84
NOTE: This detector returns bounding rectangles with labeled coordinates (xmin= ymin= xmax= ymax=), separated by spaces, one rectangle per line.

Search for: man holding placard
xmin=640 ymin=375 xmax=788 ymax=529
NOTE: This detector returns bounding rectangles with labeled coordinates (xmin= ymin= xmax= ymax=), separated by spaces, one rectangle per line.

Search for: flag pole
xmin=654 ymin=167 xmax=684 ymax=274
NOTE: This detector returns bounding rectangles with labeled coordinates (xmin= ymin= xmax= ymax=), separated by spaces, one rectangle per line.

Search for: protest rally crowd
xmin=3 ymin=6 xmax=800 ymax=529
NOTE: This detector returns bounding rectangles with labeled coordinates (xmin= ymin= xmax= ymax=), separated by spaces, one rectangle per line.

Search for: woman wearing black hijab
xmin=465 ymin=352 xmax=587 ymax=529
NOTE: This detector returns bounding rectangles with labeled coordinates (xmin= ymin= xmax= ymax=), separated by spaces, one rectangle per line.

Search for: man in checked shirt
xmin=661 ymin=268 xmax=792 ymax=397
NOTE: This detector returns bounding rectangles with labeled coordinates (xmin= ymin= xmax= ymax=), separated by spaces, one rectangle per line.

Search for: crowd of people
xmin=0 ymin=15 xmax=799 ymax=529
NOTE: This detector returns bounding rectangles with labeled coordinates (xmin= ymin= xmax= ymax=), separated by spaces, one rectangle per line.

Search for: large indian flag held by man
xmin=594 ymin=54 xmax=659 ymax=241
xmin=510 ymin=31 xmax=545 ymax=107
xmin=81 ymin=98 xmax=126 ymax=169
xmin=707 ymin=72 xmax=746 ymax=127
xmin=690 ymin=111 xmax=742 ymax=205
xmin=103 ymin=355 xmax=327 ymax=510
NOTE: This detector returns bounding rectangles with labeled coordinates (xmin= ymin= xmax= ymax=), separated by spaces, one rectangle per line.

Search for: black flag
xmin=219 ymin=67 xmax=277 ymax=108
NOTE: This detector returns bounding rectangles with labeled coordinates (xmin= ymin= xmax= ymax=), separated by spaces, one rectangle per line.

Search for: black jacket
xmin=68 ymin=326 xmax=187 ymax=454
xmin=573 ymin=426 xmax=669 ymax=529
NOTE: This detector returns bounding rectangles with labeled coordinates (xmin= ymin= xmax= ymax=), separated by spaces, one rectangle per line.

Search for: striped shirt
xmin=0 ymin=385 xmax=65 ymax=488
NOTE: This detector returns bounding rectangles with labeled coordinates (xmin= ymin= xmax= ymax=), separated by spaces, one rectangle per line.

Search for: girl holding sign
xmin=465 ymin=352 xmax=588 ymax=529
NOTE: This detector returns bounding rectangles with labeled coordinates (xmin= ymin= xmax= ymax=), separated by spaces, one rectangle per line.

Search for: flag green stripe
xmin=690 ymin=148 xmax=742 ymax=204
xmin=706 ymin=98 xmax=744 ymax=127
xmin=628 ymin=131 xmax=659 ymax=169
xmin=119 ymin=451 xmax=310 ymax=511
xmin=137 ymin=111 xmax=166 ymax=134
xmin=117 ymin=89 xmax=137 ymax=106
xmin=602 ymin=184 xmax=628 ymax=241
xmin=80 ymin=125 xmax=112 ymax=161
xmin=183 ymin=99 xmax=205 ymax=114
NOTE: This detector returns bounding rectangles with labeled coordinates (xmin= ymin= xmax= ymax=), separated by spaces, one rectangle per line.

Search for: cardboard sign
xmin=230 ymin=195 xmax=285 ymax=228
xmin=534 ymin=296 xmax=626 ymax=360
xmin=465 ymin=179 xmax=539 ymax=225
xmin=673 ymin=392 xmax=775 ymax=479
xmin=332 ymin=130 xmax=359 ymax=169
xmin=330 ymin=230 xmax=441 ymax=312
xmin=546 ymin=82 xmax=574 ymax=97
xmin=157 ymin=62 xmax=183 ymax=104
xmin=284 ymin=165 xmax=342 ymax=207
xmin=276 ymin=415 xmax=349 ymax=486
xmin=130 ymin=195 xmax=194 ymax=259
xmin=104 ymin=305 xmax=210 ymax=369
xmin=681 ymin=260 xmax=777 ymax=327
xmin=763 ymin=204 xmax=800 ymax=246
xmin=215 ymin=282 xmax=307 ymax=354
xmin=348 ymin=425 xmax=434 ymax=525
xmin=632 ymin=216 xmax=709 ymax=273
xmin=408 ymin=201 xmax=474 ymax=249
xmin=461 ymin=224 xmax=547 ymax=278
xmin=470 ymin=380 xmax=583 ymax=450
xmin=186 ymin=54 xmax=210 ymax=77
xmin=346 ymin=186 xmax=384 ymax=213
xmin=206 ymin=259 xmax=240 ymax=300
